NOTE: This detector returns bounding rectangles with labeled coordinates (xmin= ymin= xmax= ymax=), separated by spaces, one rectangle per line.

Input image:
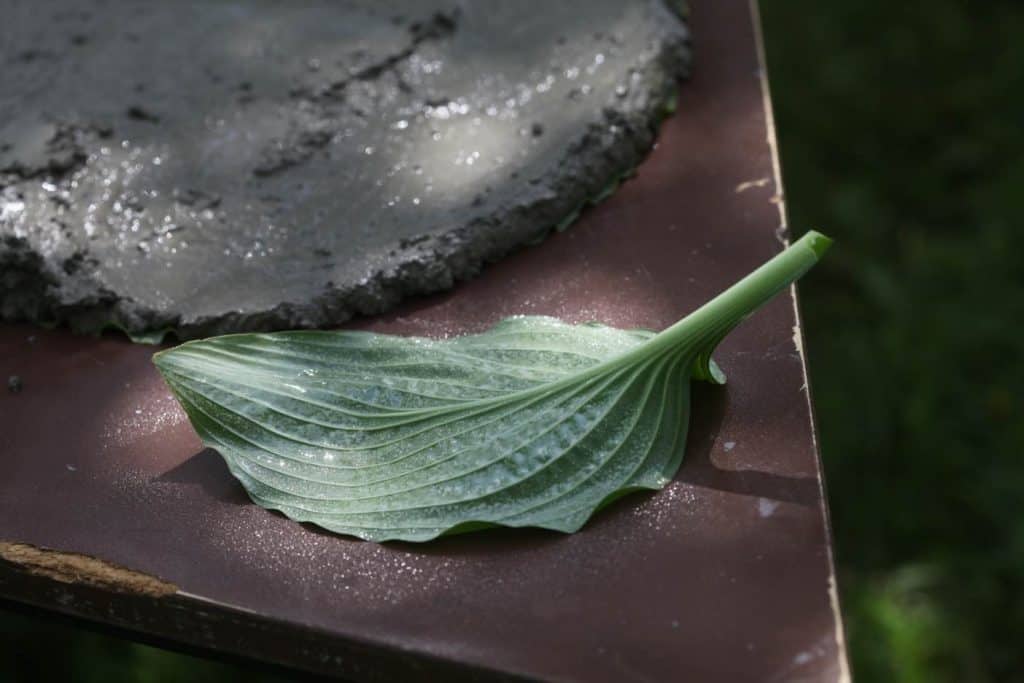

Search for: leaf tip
xmin=151 ymin=348 xmax=171 ymax=372
xmin=151 ymin=345 xmax=186 ymax=383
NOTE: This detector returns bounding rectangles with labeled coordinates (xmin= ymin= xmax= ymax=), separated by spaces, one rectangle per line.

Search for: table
xmin=0 ymin=1 xmax=849 ymax=680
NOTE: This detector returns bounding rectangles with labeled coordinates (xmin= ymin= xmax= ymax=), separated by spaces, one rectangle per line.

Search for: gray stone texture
xmin=0 ymin=0 xmax=690 ymax=340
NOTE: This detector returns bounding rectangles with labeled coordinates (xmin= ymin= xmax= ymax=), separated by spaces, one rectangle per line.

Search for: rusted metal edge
xmin=748 ymin=1 xmax=852 ymax=681
xmin=0 ymin=541 xmax=177 ymax=598
xmin=0 ymin=541 xmax=527 ymax=681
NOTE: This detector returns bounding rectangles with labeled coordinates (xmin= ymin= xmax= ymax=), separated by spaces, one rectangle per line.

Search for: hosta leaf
xmin=154 ymin=231 xmax=831 ymax=542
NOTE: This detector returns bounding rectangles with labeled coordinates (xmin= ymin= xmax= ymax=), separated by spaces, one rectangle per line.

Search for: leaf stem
xmin=643 ymin=230 xmax=832 ymax=381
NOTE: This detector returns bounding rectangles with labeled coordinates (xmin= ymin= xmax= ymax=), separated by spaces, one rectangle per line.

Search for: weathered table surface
xmin=0 ymin=1 xmax=849 ymax=680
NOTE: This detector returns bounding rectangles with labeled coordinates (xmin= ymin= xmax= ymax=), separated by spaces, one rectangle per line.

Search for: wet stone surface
xmin=0 ymin=0 xmax=689 ymax=340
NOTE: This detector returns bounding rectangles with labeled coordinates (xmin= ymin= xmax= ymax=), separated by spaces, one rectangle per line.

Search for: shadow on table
xmin=680 ymin=382 xmax=820 ymax=508
xmin=158 ymin=448 xmax=251 ymax=506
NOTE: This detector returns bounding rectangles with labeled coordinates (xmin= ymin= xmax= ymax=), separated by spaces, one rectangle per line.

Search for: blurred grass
xmin=2 ymin=2 xmax=1022 ymax=680
xmin=760 ymin=1 xmax=1024 ymax=681
xmin=0 ymin=605 xmax=296 ymax=682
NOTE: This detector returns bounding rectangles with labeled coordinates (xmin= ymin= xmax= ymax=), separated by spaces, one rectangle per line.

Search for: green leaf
xmin=154 ymin=231 xmax=831 ymax=542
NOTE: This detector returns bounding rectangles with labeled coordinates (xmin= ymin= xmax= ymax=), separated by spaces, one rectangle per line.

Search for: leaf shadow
xmin=157 ymin=447 xmax=251 ymax=506
xmin=679 ymin=383 xmax=820 ymax=508
xmin=384 ymin=524 xmax=568 ymax=559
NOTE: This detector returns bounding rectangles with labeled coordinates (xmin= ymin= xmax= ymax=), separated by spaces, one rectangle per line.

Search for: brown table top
xmin=0 ymin=1 xmax=848 ymax=680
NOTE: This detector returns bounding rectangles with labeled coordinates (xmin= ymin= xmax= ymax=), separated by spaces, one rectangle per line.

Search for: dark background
xmin=2 ymin=1 xmax=1022 ymax=680
xmin=763 ymin=2 xmax=1024 ymax=681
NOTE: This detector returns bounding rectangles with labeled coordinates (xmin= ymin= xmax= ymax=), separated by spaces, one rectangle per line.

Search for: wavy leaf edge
xmin=154 ymin=231 xmax=831 ymax=542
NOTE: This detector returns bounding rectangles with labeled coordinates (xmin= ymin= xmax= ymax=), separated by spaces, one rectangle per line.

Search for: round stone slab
xmin=0 ymin=0 xmax=689 ymax=340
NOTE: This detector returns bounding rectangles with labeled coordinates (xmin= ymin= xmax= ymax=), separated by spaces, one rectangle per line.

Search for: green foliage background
xmin=2 ymin=1 xmax=1022 ymax=680
xmin=761 ymin=1 xmax=1024 ymax=680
